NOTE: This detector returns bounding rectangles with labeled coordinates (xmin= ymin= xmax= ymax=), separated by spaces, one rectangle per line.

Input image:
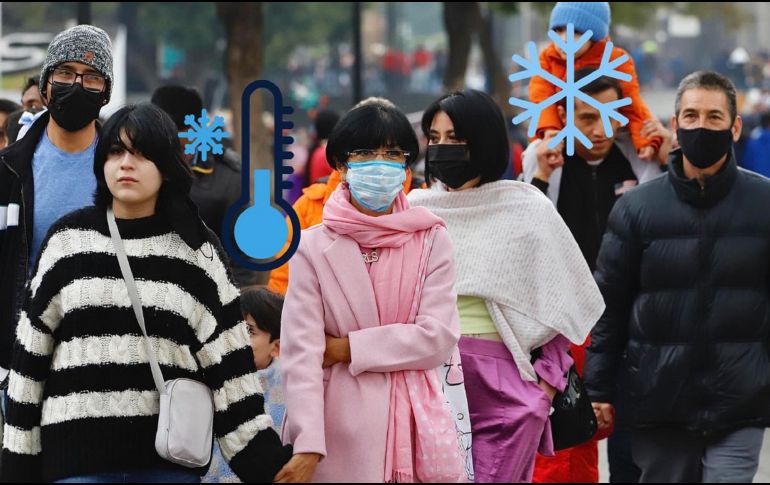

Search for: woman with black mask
xmin=408 ymin=90 xmax=606 ymax=483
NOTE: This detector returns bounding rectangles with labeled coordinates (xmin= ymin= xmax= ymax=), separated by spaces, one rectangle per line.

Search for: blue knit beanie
xmin=549 ymin=2 xmax=611 ymax=41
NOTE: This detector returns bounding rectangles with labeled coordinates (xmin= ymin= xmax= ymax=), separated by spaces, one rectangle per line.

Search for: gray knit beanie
xmin=40 ymin=25 xmax=113 ymax=101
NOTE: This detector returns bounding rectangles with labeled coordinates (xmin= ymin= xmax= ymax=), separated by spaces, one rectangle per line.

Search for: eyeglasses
xmin=50 ymin=67 xmax=106 ymax=93
xmin=346 ymin=148 xmax=411 ymax=162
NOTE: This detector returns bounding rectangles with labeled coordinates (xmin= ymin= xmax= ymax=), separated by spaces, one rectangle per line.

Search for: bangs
xmin=346 ymin=108 xmax=415 ymax=150
xmin=102 ymin=105 xmax=178 ymax=166
xmin=94 ymin=103 xmax=192 ymax=208
xmin=326 ymin=101 xmax=419 ymax=169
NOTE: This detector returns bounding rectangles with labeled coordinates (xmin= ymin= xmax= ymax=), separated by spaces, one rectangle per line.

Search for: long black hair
xmin=421 ymin=90 xmax=510 ymax=187
xmin=94 ymin=103 xmax=208 ymax=250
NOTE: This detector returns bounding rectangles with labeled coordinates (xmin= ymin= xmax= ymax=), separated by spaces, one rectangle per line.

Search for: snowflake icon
xmin=509 ymin=23 xmax=632 ymax=156
xmin=179 ymin=109 xmax=232 ymax=162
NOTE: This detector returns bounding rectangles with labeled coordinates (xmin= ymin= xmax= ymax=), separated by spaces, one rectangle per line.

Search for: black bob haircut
xmin=326 ymin=99 xmax=419 ymax=170
xmin=421 ymin=89 xmax=510 ymax=186
xmin=241 ymin=287 xmax=284 ymax=342
xmin=93 ymin=103 xmax=193 ymax=209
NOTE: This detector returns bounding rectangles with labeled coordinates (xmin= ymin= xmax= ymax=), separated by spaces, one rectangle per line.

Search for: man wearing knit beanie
xmin=0 ymin=25 xmax=114 ymax=395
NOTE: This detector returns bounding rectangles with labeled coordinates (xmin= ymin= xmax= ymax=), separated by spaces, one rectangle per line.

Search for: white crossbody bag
xmin=108 ymin=208 xmax=214 ymax=468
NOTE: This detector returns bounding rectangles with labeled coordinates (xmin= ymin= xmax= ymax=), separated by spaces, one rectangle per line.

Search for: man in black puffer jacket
xmin=585 ymin=70 xmax=770 ymax=483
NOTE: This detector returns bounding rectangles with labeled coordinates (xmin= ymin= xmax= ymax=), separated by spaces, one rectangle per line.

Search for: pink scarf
xmin=324 ymin=185 xmax=465 ymax=483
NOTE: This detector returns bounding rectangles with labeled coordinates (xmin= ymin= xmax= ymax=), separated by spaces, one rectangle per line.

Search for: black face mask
xmin=48 ymin=83 xmax=105 ymax=132
xmin=427 ymin=144 xmax=479 ymax=189
xmin=677 ymin=127 xmax=734 ymax=169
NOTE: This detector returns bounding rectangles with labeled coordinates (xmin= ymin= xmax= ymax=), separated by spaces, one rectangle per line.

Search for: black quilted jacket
xmin=585 ymin=149 xmax=770 ymax=434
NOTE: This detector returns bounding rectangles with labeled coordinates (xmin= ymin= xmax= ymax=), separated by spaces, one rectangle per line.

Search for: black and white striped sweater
xmin=1 ymin=206 xmax=292 ymax=482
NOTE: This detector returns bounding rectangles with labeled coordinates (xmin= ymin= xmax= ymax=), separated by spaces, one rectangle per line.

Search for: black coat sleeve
xmin=584 ymin=196 xmax=641 ymax=404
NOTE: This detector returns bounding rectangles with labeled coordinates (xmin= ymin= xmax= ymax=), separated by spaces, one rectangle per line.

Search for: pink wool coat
xmin=280 ymin=223 xmax=461 ymax=483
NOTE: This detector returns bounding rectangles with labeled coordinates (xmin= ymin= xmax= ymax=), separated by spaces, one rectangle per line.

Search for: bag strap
xmin=407 ymin=224 xmax=441 ymax=324
xmin=107 ymin=207 xmax=167 ymax=395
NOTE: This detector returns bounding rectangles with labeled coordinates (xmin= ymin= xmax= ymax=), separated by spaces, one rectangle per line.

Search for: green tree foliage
xmin=529 ymin=2 xmax=749 ymax=31
xmin=3 ymin=2 xmax=354 ymax=73
xmin=263 ymin=2 xmax=352 ymax=71
xmin=137 ymin=3 xmax=222 ymax=52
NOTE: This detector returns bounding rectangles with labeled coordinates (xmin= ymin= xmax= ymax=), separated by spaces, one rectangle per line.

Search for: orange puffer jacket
xmin=529 ymin=39 xmax=661 ymax=154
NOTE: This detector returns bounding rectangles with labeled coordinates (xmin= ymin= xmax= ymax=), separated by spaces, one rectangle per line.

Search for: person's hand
xmin=640 ymin=118 xmax=674 ymax=166
xmin=592 ymin=402 xmax=614 ymax=430
xmin=537 ymin=378 xmax=557 ymax=401
xmin=323 ymin=336 xmax=351 ymax=368
xmin=542 ymin=128 xmax=561 ymax=140
xmin=534 ymin=131 xmax=565 ymax=182
xmin=637 ymin=145 xmax=656 ymax=161
xmin=274 ymin=453 xmax=322 ymax=483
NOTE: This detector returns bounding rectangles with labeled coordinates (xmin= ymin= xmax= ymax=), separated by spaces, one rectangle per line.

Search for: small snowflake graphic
xmin=179 ymin=109 xmax=232 ymax=162
xmin=509 ymin=23 xmax=632 ymax=156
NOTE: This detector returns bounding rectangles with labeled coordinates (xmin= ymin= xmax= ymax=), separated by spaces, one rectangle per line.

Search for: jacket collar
xmin=321 ymin=233 xmax=380 ymax=328
xmin=191 ymin=151 xmax=215 ymax=174
xmin=564 ymin=141 xmax=627 ymax=169
xmin=667 ymin=148 xmax=738 ymax=209
xmin=1 ymin=112 xmax=102 ymax=179
xmin=0 ymin=111 xmax=51 ymax=179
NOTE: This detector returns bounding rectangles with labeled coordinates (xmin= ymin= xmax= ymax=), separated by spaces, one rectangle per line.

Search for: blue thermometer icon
xmin=221 ymin=80 xmax=301 ymax=271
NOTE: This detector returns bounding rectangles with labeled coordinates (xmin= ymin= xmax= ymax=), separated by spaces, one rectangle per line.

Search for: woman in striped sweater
xmin=1 ymin=103 xmax=292 ymax=482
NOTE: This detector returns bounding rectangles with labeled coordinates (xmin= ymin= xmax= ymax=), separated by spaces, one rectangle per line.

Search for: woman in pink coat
xmin=276 ymin=99 xmax=466 ymax=483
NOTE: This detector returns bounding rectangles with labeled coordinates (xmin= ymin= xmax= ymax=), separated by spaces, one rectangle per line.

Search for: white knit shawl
xmin=408 ymin=180 xmax=606 ymax=381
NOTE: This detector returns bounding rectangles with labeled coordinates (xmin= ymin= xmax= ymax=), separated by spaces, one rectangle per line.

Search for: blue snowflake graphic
xmin=509 ymin=23 xmax=632 ymax=156
xmin=179 ymin=109 xmax=232 ymax=162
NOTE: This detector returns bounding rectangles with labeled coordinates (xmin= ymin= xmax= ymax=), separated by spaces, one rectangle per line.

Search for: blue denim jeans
xmin=55 ymin=469 xmax=201 ymax=483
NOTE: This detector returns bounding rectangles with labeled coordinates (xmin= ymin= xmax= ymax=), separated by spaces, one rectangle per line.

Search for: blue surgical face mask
xmin=345 ymin=161 xmax=406 ymax=212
